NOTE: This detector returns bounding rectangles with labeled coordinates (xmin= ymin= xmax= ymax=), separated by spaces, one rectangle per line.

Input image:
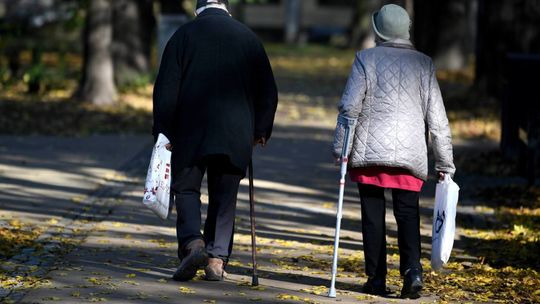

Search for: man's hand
xmin=254 ymin=137 xmax=267 ymax=147
xmin=165 ymin=144 xmax=172 ymax=151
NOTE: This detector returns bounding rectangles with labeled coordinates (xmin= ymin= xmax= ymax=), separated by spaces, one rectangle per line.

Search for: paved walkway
xmin=0 ymin=126 xmax=489 ymax=303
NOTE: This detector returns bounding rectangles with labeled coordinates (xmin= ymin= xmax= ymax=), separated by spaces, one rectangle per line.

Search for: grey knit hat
xmin=372 ymin=4 xmax=411 ymax=40
xmin=196 ymin=0 xmax=229 ymax=10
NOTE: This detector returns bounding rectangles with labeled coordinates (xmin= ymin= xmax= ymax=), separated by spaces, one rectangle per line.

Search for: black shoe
xmin=172 ymin=239 xmax=208 ymax=281
xmin=362 ymin=277 xmax=389 ymax=296
xmin=400 ymin=268 xmax=423 ymax=299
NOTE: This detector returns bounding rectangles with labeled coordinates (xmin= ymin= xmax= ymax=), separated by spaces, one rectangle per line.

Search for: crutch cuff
xmin=337 ymin=114 xmax=357 ymax=127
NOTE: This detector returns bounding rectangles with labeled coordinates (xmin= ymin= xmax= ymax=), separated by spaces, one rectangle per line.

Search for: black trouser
xmin=358 ymin=184 xmax=422 ymax=278
xmin=171 ymin=156 xmax=243 ymax=262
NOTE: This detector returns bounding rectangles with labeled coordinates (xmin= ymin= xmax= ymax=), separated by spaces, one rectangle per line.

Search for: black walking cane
xmin=248 ymin=160 xmax=259 ymax=286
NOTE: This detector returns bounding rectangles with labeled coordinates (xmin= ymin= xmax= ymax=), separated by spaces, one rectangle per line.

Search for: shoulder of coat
xmin=355 ymin=48 xmax=376 ymax=66
xmin=408 ymin=49 xmax=434 ymax=67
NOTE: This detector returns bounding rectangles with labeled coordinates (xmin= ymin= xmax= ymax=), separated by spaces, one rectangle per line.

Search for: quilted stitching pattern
xmin=332 ymin=43 xmax=455 ymax=180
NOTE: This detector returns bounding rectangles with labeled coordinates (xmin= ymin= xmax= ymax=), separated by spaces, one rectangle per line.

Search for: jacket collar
xmin=196 ymin=7 xmax=231 ymax=18
xmin=377 ymin=38 xmax=415 ymax=50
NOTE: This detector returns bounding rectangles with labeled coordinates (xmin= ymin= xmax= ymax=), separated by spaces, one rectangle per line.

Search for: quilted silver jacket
xmin=332 ymin=39 xmax=455 ymax=180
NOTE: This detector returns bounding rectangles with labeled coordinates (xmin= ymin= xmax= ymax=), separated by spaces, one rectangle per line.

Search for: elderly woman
xmin=332 ymin=4 xmax=455 ymax=299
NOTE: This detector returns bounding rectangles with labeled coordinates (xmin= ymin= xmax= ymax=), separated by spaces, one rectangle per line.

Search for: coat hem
xmin=348 ymin=161 xmax=427 ymax=181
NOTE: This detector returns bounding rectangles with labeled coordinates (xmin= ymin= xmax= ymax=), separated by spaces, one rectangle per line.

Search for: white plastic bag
xmin=142 ymin=133 xmax=172 ymax=219
xmin=431 ymin=174 xmax=460 ymax=271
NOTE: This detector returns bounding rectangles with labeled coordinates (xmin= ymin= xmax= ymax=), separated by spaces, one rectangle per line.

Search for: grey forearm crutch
xmin=328 ymin=116 xmax=356 ymax=298
xmin=248 ymin=160 xmax=259 ymax=286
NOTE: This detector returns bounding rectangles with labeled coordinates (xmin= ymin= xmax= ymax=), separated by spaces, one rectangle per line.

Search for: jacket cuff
xmin=436 ymin=166 xmax=456 ymax=178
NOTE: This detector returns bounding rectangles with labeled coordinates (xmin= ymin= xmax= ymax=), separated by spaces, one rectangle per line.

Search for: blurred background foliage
xmin=0 ymin=0 xmax=537 ymax=127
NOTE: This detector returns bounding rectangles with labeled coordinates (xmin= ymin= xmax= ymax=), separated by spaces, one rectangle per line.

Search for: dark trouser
xmin=171 ymin=157 xmax=242 ymax=262
xmin=358 ymin=184 xmax=422 ymax=278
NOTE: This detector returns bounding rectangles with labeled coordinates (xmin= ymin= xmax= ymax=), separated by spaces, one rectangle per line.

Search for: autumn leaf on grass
xmin=47 ymin=218 xmax=59 ymax=225
xmin=71 ymin=291 xmax=81 ymax=297
xmin=71 ymin=196 xmax=86 ymax=203
xmin=149 ymin=238 xmax=174 ymax=248
xmin=277 ymin=294 xmax=318 ymax=304
xmin=274 ymin=239 xmax=298 ymax=247
xmin=203 ymin=300 xmax=216 ymax=303
xmin=299 ymin=285 xmax=328 ymax=296
xmin=87 ymin=277 xmax=102 ymax=285
xmin=125 ymin=273 xmax=136 ymax=278
xmin=227 ymin=260 xmax=244 ymax=267
xmin=250 ymin=298 xmax=262 ymax=301
xmin=88 ymin=297 xmax=107 ymax=302
xmin=355 ymin=295 xmax=375 ymax=300
xmin=276 ymin=293 xmax=302 ymax=301
xmin=511 ymin=224 xmax=530 ymax=237
xmin=134 ymin=268 xmax=151 ymax=273
xmin=157 ymin=278 xmax=168 ymax=283
xmin=179 ymin=286 xmax=195 ymax=294
xmin=42 ymin=297 xmax=61 ymax=301
xmin=8 ymin=219 xmax=23 ymax=228
xmin=251 ymin=285 xmax=266 ymax=291
xmin=322 ymin=202 xmax=334 ymax=209
xmin=122 ymin=280 xmax=140 ymax=286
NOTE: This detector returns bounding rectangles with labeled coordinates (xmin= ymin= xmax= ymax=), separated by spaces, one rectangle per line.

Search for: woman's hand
xmin=438 ymin=172 xmax=445 ymax=181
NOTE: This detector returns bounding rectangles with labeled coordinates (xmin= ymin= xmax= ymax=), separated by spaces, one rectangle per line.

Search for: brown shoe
xmin=172 ymin=239 xmax=208 ymax=281
xmin=204 ymin=258 xmax=228 ymax=281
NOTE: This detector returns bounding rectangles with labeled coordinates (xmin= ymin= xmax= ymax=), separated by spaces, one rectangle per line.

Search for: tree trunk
xmin=234 ymin=0 xmax=247 ymax=24
xmin=112 ymin=0 xmax=155 ymax=86
xmin=159 ymin=0 xmax=187 ymax=15
xmin=348 ymin=0 xmax=380 ymax=49
xmin=157 ymin=0 xmax=188 ymax=65
xmin=77 ymin=0 xmax=117 ymax=105
xmin=414 ymin=0 xmax=476 ymax=71
xmin=475 ymin=0 xmax=540 ymax=97
xmin=284 ymin=0 xmax=301 ymax=44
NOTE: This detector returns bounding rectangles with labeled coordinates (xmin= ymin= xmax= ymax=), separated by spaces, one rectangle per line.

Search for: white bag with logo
xmin=142 ymin=133 xmax=172 ymax=219
xmin=431 ymin=174 xmax=460 ymax=271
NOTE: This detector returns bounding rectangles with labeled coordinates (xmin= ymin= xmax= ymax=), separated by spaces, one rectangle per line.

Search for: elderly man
xmin=152 ymin=0 xmax=278 ymax=282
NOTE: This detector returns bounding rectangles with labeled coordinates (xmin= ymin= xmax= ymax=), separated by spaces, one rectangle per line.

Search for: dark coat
xmin=152 ymin=8 xmax=278 ymax=174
